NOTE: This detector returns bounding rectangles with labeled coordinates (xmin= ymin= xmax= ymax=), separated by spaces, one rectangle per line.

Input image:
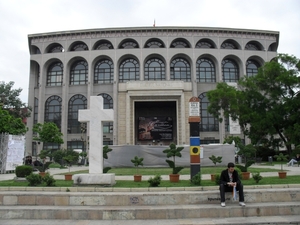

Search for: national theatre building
xmin=26 ymin=26 xmax=279 ymax=156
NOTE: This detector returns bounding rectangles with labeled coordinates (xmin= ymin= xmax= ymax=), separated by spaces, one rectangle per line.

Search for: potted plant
xmin=37 ymin=149 xmax=51 ymax=177
xmin=235 ymin=143 xmax=256 ymax=180
xmin=163 ymin=143 xmax=184 ymax=182
xmin=131 ymin=156 xmax=144 ymax=182
xmin=274 ymin=153 xmax=289 ymax=178
xmin=63 ymin=150 xmax=79 ymax=180
xmin=208 ymin=155 xmax=222 ymax=181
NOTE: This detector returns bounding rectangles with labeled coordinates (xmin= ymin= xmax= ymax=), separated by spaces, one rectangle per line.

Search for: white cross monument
xmin=73 ymin=96 xmax=115 ymax=185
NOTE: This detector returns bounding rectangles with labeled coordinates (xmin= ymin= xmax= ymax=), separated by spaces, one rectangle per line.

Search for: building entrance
xmin=135 ymin=101 xmax=176 ymax=145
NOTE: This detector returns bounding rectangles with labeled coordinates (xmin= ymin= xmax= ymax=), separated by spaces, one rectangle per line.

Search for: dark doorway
xmin=135 ymin=101 xmax=176 ymax=145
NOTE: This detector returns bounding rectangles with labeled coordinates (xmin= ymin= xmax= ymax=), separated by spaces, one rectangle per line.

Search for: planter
xmin=210 ymin=174 xmax=216 ymax=181
xmin=241 ymin=172 xmax=250 ymax=180
xmin=39 ymin=172 xmax=46 ymax=177
xmin=65 ymin=174 xmax=73 ymax=181
xmin=134 ymin=175 xmax=142 ymax=182
xmin=169 ymin=174 xmax=180 ymax=182
xmin=278 ymin=171 xmax=287 ymax=179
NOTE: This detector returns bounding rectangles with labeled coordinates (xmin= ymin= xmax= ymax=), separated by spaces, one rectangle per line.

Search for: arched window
xmin=119 ymin=58 xmax=140 ymax=82
xmin=245 ymin=43 xmax=259 ymax=50
xmin=195 ymin=39 xmax=216 ymax=49
xmin=246 ymin=60 xmax=259 ymax=77
xmin=47 ymin=62 xmax=63 ymax=86
xmin=70 ymin=60 xmax=88 ymax=85
xmin=222 ymin=59 xmax=239 ymax=82
xmin=144 ymin=58 xmax=165 ymax=81
xmin=95 ymin=40 xmax=113 ymax=50
xmin=198 ymin=93 xmax=219 ymax=132
xmin=170 ymin=39 xmax=190 ymax=48
xmin=119 ymin=40 xmax=139 ymax=49
xmin=221 ymin=41 xmax=239 ymax=49
xmin=170 ymin=58 xmax=191 ymax=81
xmin=68 ymin=94 xmax=87 ymax=134
xmin=144 ymin=39 xmax=165 ymax=48
xmin=44 ymin=95 xmax=62 ymax=129
xmin=48 ymin=44 xmax=64 ymax=53
xmin=71 ymin=43 xmax=88 ymax=51
xmin=98 ymin=93 xmax=113 ymax=109
xmin=196 ymin=58 xmax=216 ymax=82
xmin=94 ymin=59 xmax=114 ymax=84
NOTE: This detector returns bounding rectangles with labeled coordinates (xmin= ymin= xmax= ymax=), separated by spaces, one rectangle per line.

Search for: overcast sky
xmin=0 ymin=0 xmax=299 ymax=104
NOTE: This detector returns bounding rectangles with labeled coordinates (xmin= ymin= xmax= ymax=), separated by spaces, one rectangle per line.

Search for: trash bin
xmin=268 ymin=156 xmax=273 ymax=164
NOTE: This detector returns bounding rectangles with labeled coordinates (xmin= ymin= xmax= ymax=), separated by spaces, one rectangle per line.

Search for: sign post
xmin=188 ymin=97 xmax=201 ymax=179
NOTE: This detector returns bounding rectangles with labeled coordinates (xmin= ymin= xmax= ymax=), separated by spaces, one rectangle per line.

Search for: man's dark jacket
xmin=219 ymin=169 xmax=241 ymax=187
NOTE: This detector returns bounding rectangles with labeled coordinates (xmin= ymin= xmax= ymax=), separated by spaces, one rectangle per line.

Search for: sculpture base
xmin=72 ymin=173 xmax=116 ymax=186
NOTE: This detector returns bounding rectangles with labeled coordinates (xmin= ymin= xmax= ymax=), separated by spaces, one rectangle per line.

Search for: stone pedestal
xmin=72 ymin=173 xmax=116 ymax=186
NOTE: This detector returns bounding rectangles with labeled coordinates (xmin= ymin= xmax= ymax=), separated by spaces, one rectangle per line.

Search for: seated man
xmin=219 ymin=162 xmax=245 ymax=207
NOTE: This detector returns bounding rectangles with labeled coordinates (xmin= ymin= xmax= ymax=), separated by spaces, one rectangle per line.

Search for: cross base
xmin=72 ymin=174 xmax=116 ymax=186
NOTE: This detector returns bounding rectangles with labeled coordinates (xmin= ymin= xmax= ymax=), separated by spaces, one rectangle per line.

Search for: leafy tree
xmin=33 ymin=122 xmax=63 ymax=145
xmin=0 ymin=107 xmax=27 ymax=134
xmin=207 ymin=54 xmax=300 ymax=155
xmin=163 ymin=143 xmax=184 ymax=174
xmin=0 ymin=81 xmax=31 ymax=119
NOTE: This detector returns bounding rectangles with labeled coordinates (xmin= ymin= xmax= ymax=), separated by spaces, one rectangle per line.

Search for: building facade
xmin=26 ymin=26 xmax=279 ymax=156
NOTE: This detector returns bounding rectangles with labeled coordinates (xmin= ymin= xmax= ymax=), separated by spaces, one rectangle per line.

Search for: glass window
xmin=70 ymin=60 xmax=88 ymax=85
xmin=144 ymin=58 xmax=165 ymax=80
xmin=49 ymin=45 xmax=64 ymax=53
xmin=98 ymin=93 xmax=113 ymax=109
xmin=195 ymin=40 xmax=215 ymax=48
xmin=68 ymin=94 xmax=87 ymax=134
xmin=47 ymin=62 xmax=63 ymax=86
xmin=67 ymin=141 xmax=85 ymax=151
xmin=103 ymin=122 xmax=113 ymax=133
xmin=170 ymin=58 xmax=191 ymax=81
xmin=95 ymin=41 xmax=113 ymax=50
xmin=44 ymin=95 xmax=62 ymax=129
xmin=94 ymin=59 xmax=114 ymax=84
xmin=199 ymin=93 xmax=219 ymax=132
xmin=196 ymin=58 xmax=216 ymax=82
xmin=221 ymin=41 xmax=238 ymax=49
xmin=222 ymin=59 xmax=239 ymax=82
xmin=144 ymin=39 xmax=164 ymax=48
xmin=120 ymin=41 xmax=139 ymax=49
xmin=245 ymin=43 xmax=259 ymax=50
xmin=246 ymin=60 xmax=259 ymax=77
xmin=119 ymin=58 xmax=140 ymax=82
xmin=170 ymin=40 xmax=189 ymax=48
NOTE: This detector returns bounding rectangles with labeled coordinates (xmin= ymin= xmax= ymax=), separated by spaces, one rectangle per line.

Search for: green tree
xmin=207 ymin=54 xmax=300 ymax=155
xmin=0 ymin=81 xmax=31 ymax=119
xmin=33 ymin=122 xmax=64 ymax=145
xmin=0 ymin=107 xmax=27 ymax=134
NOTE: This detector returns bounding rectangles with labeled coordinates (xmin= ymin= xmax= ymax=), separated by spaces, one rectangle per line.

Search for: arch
xmin=97 ymin=93 xmax=113 ymax=109
xmin=94 ymin=58 xmax=114 ymax=84
xmin=69 ymin=41 xmax=89 ymax=51
xmin=144 ymin=38 xmax=165 ymax=48
xmin=195 ymin=38 xmax=217 ymax=49
xmin=93 ymin=39 xmax=114 ymax=50
xmin=118 ymin=38 xmax=139 ymax=49
xmin=222 ymin=58 xmax=239 ymax=82
xmin=170 ymin=38 xmax=191 ymax=48
xmin=70 ymin=60 xmax=88 ymax=85
xmin=268 ymin=42 xmax=278 ymax=51
xmin=30 ymin=45 xmax=41 ymax=54
xmin=44 ymin=95 xmax=62 ymax=129
xmin=245 ymin=41 xmax=263 ymax=51
xmin=221 ymin=39 xmax=241 ymax=49
xmin=47 ymin=61 xmax=63 ymax=86
xmin=144 ymin=57 xmax=166 ymax=81
xmin=198 ymin=93 xmax=219 ymax=132
xmin=45 ymin=43 xmax=64 ymax=53
xmin=170 ymin=57 xmax=191 ymax=81
xmin=196 ymin=57 xmax=216 ymax=82
xmin=119 ymin=57 xmax=140 ymax=82
xmin=68 ymin=94 xmax=87 ymax=134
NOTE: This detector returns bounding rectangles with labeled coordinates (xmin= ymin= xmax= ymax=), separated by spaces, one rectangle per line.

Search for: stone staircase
xmin=0 ymin=185 xmax=300 ymax=221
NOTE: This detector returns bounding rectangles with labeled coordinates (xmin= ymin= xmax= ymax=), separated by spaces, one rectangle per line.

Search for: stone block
xmin=73 ymin=173 xmax=116 ymax=186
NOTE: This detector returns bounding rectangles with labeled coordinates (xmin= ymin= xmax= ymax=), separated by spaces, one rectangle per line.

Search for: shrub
xmin=252 ymin=172 xmax=263 ymax=184
xmin=15 ymin=165 xmax=33 ymax=178
xmin=148 ymin=175 xmax=162 ymax=187
xmin=48 ymin=163 xmax=61 ymax=168
xmin=26 ymin=173 xmax=42 ymax=186
xmin=214 ymin=174 xmax=220 ymax=185
xmin=42 ymin=173 xmax=56 ymax=186
xmin=191 ymin=172 xmax=201 ymax=185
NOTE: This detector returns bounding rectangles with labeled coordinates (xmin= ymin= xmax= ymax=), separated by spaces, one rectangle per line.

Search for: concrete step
xmin=0 ymin=202 xmax=300 ymax=220
xmin=1 ymin=187 xmax=300 ymax=206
